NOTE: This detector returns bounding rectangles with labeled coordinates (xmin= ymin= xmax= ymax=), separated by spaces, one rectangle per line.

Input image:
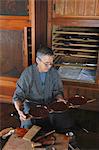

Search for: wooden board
xmin=23 ymin=125 xmax=41 ymax=142
xmin=3 ymin=134 xmax=33 ymax=150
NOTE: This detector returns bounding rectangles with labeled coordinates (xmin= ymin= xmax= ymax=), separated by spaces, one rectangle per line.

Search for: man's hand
xmin=18 ymin=110 xmax=27 ymax=121
xmin=18 ymin=110 xmax=33 ymax=121
xmin=14 ymin=100 xmax=33 ymax=121
xmin=14 ymin=100 xmax=27 ymax=121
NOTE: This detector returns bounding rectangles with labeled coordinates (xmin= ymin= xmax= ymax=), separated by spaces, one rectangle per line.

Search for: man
xmin=13 ymin=47 xmax=64 ymax=128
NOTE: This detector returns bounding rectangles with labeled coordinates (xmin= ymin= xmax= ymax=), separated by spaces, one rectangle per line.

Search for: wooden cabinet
xmin=0 ymin=0 xmax=47 ymax=101
xmin=0 ymin=0 xmax=30 ymax=100
xmin=47 ymin=0 xmax=99 ymax=100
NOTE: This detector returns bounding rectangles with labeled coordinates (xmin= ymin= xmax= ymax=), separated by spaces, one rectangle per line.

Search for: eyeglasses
xmin=38 ymin=57 xmax=53 ymax=67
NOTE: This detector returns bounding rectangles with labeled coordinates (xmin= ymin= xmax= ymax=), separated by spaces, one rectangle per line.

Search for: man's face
xmin=37 ymin=55 xmax=54 ymax=72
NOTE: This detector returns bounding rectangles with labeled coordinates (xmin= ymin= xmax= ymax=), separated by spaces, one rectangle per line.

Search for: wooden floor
xmin=0 ymin=101 xmax=20 ymax=130
xmin=0 ymin=100 xmax=99 ymax=150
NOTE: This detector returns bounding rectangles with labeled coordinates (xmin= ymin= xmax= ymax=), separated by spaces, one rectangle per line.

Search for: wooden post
xmin=29 ymin=0 xmax=35 ymax=63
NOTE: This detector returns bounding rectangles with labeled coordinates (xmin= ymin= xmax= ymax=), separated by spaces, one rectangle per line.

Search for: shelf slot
xmin=52 ymin=47 xmax=97 ymax=53
xmin=53 ymin=31 xmax=99 ymax=36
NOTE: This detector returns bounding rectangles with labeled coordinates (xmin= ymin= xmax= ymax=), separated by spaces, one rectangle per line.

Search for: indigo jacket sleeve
xmin=12 ymin=67 xmax=32 ymax=103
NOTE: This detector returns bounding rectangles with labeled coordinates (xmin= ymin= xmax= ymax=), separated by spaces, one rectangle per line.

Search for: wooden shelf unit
xmin=47 ymin=0 xmax=99 ymax=100
xmin=52 ymin=26 xmax=99 ymax=74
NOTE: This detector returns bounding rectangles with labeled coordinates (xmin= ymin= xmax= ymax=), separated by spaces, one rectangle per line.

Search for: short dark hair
xmin=36 ymin=47 xmax=54 ymax=58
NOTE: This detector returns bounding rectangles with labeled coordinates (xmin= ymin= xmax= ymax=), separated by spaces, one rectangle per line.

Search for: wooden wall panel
xmin=95 ymin=0 xmax=99 ymax=15
xmin=53 ymin=0 xmax=99 ymax=17
xmin=84 ymin=0 xmax=96 ymax=16
xmin=75 ymin=0 xmax=85 ymax=16
xmin=54 ymin=0 xmax=65 ymax=16
xmin=64 ymin=0 xmax=75 ymax=16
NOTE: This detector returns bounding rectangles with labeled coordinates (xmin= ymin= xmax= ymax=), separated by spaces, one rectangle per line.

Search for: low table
xmin=3 ymin=133 xmax=69 ymax=150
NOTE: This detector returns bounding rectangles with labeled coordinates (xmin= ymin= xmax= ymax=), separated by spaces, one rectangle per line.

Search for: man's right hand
xmin=18 ymin=110 xmax=27 ymax=121
xmin=18 ymin=110 xmax=33 ymax=121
